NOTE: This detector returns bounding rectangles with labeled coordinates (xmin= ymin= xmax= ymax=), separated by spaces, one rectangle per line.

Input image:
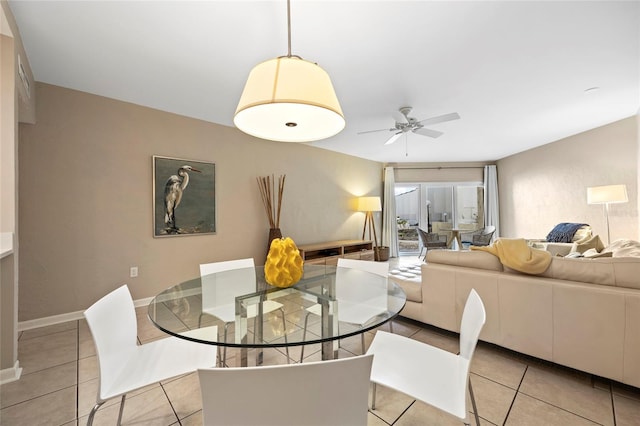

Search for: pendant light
xmin=234 ymin=0 xmax=345 ymax=142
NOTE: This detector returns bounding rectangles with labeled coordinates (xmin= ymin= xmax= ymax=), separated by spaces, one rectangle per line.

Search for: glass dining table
xmin=148 ymin=264 xmax=406 ymax=367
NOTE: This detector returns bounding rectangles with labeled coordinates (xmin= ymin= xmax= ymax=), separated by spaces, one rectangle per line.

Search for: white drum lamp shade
xmin=586 ymin=184 xmax=628 ymax=205
xmin=587 ymin=184 xmax=628 ymax=244
xmin=234 ymin=56 xmax=345 ymax=142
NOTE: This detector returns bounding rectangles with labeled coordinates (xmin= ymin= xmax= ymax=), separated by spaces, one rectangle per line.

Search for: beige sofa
xmin=390 ymin=241 xmax=640 ymax=388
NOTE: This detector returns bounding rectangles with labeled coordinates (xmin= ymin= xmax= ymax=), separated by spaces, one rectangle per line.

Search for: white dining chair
xmin=299 ymin=258 xmax=390 ymax=362
xmin=199 ymin=258 xmax=288 ymax=365
xmin=198 ymin=354 xmax=374 ymax=426
xmin=84 ymin=285 xmax=216 ymax=426
xmin=366 ymin=289 xmax=486 ymax=426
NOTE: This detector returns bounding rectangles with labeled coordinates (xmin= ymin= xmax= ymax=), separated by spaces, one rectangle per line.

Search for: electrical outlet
xmin=130 ymin=266 xmax=138 ymax=278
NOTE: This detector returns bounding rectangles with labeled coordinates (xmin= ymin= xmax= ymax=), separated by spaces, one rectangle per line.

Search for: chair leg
xmin=371 ymin=382 xmax=377 ymax=410
xmin=468 ymin=377 xmax=480 ymax=426
xmin=278 ymin=308 xmax=290 ymax=363
xmin=389 ymin=320 xmax=394 ymax=333
xmin=360 ymin=333 xmax=365 ymax=354
xmin=300 ymin=311 xmax=312 ymax=362
xmin=86 ymin=401 xmax=104 ymax=426
xmin=223 ymin=322 xmax=231 ymax=366
xmin=117 ymin=394 xmax=126 ymax=426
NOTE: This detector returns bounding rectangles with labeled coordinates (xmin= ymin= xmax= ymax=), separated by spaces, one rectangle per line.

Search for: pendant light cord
xmin=283 ymin=0 xmax=301 ymax=59
xmin=287 ymin=0 xmax=292 ymax=57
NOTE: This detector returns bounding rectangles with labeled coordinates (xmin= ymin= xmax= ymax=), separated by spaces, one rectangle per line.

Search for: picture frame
xmin=153 ymin=155 xmax=216 ymax=237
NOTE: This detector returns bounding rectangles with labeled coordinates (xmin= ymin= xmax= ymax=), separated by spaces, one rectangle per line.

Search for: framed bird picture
xmin=153 ymin=155 xmax=216 ymax=237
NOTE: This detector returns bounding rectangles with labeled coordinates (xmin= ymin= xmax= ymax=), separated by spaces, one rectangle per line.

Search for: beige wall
xmin=18 ymin=83 xmax=383 ymax=321
xmin=498 ymin=117 xmax=638 ymax=242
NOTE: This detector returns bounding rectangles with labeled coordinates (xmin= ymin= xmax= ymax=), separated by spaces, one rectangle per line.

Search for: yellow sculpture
xmin=265 ymin=237 xmax=304 ymax=288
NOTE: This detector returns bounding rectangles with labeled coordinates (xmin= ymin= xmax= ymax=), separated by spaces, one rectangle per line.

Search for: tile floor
xmin=2 ymin=256 xmax=640 ymax=426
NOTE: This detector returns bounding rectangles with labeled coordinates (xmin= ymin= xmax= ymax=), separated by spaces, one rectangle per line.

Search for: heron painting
xmin=153 ymin=156 xmax=216 ymax=237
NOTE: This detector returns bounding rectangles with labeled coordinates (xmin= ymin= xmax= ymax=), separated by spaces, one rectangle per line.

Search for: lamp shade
xmin=357 ymin=196 xmax=382 ymax=212
xmin=587 ymin=184 xmax=628 ymax=204
xmin=234 ymin=56 xmax=345 ymax=142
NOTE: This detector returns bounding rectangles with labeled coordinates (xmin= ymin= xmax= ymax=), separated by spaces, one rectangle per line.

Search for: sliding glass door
xmin=395 ymin=182 xmax=484 ymax=254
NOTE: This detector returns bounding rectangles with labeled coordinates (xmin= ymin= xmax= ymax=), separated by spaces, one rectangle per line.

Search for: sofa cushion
xmin=426 ymin=249 xmax=503 ymax=272
xmin=540 ymin=257 xmax=616 ymax=286
xmin=538 ymin=256 xmax=640 ymax=289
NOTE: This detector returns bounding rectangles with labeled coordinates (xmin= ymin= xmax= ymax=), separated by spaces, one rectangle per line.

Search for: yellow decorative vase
xmin=264 ymin=237 xmax=304 ymax=288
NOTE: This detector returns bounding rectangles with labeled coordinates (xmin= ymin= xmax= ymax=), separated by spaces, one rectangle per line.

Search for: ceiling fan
xmin=358 ymin=107 xmax=460 ymax=145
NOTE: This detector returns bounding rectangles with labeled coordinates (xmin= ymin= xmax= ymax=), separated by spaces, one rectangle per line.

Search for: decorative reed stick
xmin=257 ymin=174 xmax=286 ymax=228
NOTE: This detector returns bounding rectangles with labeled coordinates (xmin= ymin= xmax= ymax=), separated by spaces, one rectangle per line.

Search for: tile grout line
xmin=610 ymin=382 xmax=617 ymax=426
xmin=390 ymin=399 xmax=416 ymax=426
xmin=160 ymin=382 xmax=182 ymax=426
xmin=501 ymin=364 xmax=528 ymax=425
xmin=518 ymin=389 xmax=608 ymax=425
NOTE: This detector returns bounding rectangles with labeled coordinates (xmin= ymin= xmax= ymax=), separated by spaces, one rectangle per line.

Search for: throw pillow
xmin=572 ymin=226 xmax=592 ymax=243
xmin=546 ymin=223 xmax=589 ymax=243
xmin=602 ymin=239 xmax=640 ymax=257
xmin=571 ymin=234 xmax=605 ymax=254
xmin=582 ymin=248 xmax=612 ymax=258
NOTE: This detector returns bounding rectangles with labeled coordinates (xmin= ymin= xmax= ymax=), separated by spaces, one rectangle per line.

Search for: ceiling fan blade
xmin=418 ymin=112 xmax=460 ymax=126
xmin=384 ymin=132 xmax=403 ymax=145
xmin=392 ymin=111 xmax=409 ymax=124
xmin=413 ymin=127 xmax=444 ymax=138
xmin=357 ymin=128 xmax=394 ymax=135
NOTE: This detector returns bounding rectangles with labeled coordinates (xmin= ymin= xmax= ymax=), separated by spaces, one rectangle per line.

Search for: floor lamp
xmin=357 ymin=196 xmax=382 ymax=255
xmin=587 ymin=184 xmax=628 ymax=245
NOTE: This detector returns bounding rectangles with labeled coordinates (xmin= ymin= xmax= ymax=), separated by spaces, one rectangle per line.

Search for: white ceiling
xmin=8 ymin=0 xmax=640 ymax=163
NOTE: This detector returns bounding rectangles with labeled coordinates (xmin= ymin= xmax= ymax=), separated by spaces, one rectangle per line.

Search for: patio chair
xmin=461 ymin=225 xmax=496 ymax=248
xmin=417 ymin=227 xmax=448 ymax=259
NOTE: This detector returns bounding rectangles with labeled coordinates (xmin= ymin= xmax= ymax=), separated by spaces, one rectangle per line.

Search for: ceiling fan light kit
xmin=234 ymin=0 xmax=345 ymax=142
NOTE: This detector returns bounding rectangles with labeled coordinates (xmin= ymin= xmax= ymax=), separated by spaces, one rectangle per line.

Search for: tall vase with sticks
xmin=257 ymin=174 xmax=286 ymax=253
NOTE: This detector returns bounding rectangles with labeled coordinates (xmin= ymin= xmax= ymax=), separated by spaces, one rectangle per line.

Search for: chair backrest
xmin=337 ymin=257 xmax=389 ymax=277
xmin=198 ymin=354 xmax=374 ymax=426
xmin=459 ymin=289 xmax=486 ymax=361
xmin=199 ymin=258 xmax=256 ymax=316
xmin=335 ymin=259 xmax=389 ymax=323
xmin=83 ymin=285 xmax=138 ymax=398
xmin=417 ymin=227 xmax=429 ymax=245
xmin=419 ymin=228 xmax=446 ymax=245
xmin=483 ymin=225 xmax=496 ymax=235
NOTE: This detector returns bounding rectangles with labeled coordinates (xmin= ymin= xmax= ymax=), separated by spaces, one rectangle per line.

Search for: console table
xmin=298 ymin=240 xmax=374 ymax=265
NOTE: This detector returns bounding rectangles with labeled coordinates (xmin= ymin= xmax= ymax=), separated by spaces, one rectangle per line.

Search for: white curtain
xmin=484 ymin=165 xmax=500 ymax=238
xmin=382 ymin=167 xmax=399 ymax=257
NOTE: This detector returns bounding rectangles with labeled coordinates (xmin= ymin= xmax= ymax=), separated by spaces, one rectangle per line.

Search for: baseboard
xmin=0 ymin=361 xmax=23 ymax=385
xmin=18 ymin=296 xmax=154 ymax=331
xmin=18 ymin=310 xmax=84 ymax=331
